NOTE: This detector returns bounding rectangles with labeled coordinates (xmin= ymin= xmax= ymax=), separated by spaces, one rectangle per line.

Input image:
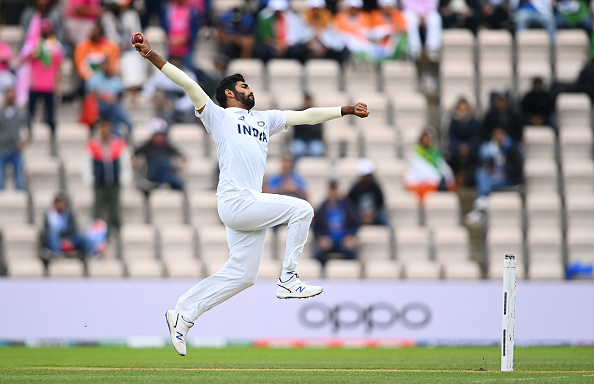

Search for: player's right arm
xmin=130 ymin=32 xmax=208 ymax=114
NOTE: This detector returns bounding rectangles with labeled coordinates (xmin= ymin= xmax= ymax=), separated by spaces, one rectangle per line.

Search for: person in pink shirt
xmin=401 ymin=0 xmax=442 ymax=61
xmin=63 ymin=0 xmax=102 ymax=47
xmin=161 ymin=0 xmax=200 ymax=70
xmin=22 ymin=19 xmax=64 ymax=135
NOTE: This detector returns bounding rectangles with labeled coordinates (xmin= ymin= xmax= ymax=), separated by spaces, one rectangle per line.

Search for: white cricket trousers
xmin=403 ymin=10 xmax=442 ymax=55
xmin=175 ymin=188 xmax=314 ymax=322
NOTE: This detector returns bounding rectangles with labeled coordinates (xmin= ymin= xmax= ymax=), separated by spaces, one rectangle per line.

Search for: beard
xmin=235 ymin=91 xmax=255 ymax=110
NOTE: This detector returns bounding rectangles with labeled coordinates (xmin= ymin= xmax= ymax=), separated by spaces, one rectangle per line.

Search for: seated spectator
xmin=255 ymin=0 xmax=310 ymax=63
xmin=482 ymin=0 xmax=511 ymax=29
xmin=20 ymin=0 xmax=65 ymax=51
xmin=41 ymin=192 xmax=94 ymax=259
xmin=513 ymin=0 xmax=556 ymax=40
xmin=82 ymin=117 xmax=132 ymax=232
xmin=521 ymin=77 xmax=556 ymax=133
xmin=161 ymin=0 xmax=201 ymax=70
xmin=404 ymin=128 xmax=455 ymax=201
xmin=334 ymin=0 xmax=375 ymax=61
xmin=401 ymin=0 xmax=442 ymax=61
xmin=290 ymin=93 xmax=325 ymax=159
xmin=0 ymin=40 xmax=16 ymax=95
xmin=446 ymin=97 xmax=481 ymax=187
xmin=266 ymin=154 xmax=308 ymax=200
xmin=347 ymin=158 xmax=388 ymax=226
xmin=369 ymin=0 xmax=409 ymax=61
xmin=482 ymin=90 xmax=524 ymax=144
xmin=555 ymin=0 xmax=592 ymax=33
xmin=63 ymin=0 xmax=102 ymax=47
xmin=313 ymin=181 xmax=359 ymax=264
xmin=86 ymin=59 xmax=133 ymax=136
xmin=133 ymin=118 xmax=187 ymax=193
xmin=74 ymin=21 xmax=120 ymax=85
xmin=216 ymin=6 xmax=255 ymax=65
xmin=142 ymin=56 xmax=197 ymax=125
xmin=302 ymin=0 xmax=350 ymax=64
xmin=21 ymin=19 xmax=64 ymax=137
xmin=0 ymin=88 xmax=30 ymax=191
xmin=466 ymin=127 xmax=523 ymax=224
xmin=439 ymin=0 xmax=482 ymax=35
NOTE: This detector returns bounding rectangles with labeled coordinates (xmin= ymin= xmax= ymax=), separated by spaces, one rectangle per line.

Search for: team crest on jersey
xmin=256 ymin=121 xmax=266 ymax=127
xmin=238 ymin=116 xmax=245 ymax=121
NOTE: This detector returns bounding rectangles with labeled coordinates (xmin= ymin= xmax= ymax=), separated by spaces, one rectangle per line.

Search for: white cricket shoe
xmin=165 ymin=310 xmax=193 ymax=356
xmin=276 ymin=274 xmax=323 ymax=299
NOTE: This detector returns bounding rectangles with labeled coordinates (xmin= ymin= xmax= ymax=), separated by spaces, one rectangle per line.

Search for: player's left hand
xmin=353 ymin=102 xmax=370 ymax=118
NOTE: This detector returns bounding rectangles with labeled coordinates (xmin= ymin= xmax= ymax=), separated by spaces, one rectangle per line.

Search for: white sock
xmin=280 ymin=269 xmax=296 ymax=282
xmin=181 ymin=315 xmax=194 ymax=324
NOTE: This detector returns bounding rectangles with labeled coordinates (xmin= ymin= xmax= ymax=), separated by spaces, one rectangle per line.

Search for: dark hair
xmin=215 ymin=73 xmax=245 ymax=108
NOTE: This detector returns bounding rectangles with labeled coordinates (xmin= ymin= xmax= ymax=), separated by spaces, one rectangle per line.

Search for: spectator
xmin=466 ymin=127 xmax=523 ymax=224
xmin=482 ymin=90 xmax=524 ymax=143
xmin=482 ymin=0 xmax=511 ymax=29
xmin=161 ymin=0 xmax=200 ymax=70
xmin=334 ymin=0 xmax=375 ymax=61
xmin=404 ymin=128 xmax=455 ymax=201
xmin=290 ymin=93 xmax=325 ymax=159
xmin=347 ymin=158 xmax=388 ymax=226
xmin=255 ymin=0 xmax=310 ymax=63
xmin=74 ymin=21 xmax=120 ymax=84
xmin=21 ymin=19 xmax=64 ymax=137
xmin=446 ymin=97 xmax=481 ymax=187
xmin=142 ymin=56 xmax=197 ymax=125
xmin=512 ymin=0 xmax=556 ymax=40
xmin=0 ymin=40 xmax=16 ymax=96
xmin=266 ymin=154 xmax=308 ymax=200
xmin=101 ymin=0 xmax=146 ymax=100
xmin=551 ymin=59 xmax=594 ymax=105
xmin=20 ymin=0 xmax=65 ymax=50
xmin=0 ymin=88 xmax=30 ymax=191
xmin=216 ymin=6 xmax=256 ymax=65
xmin=302 ymin=0 xmax=350 ymax=64
xmin=63 ymin=0 xmax=102 ymax=47
xmin=401 ymin=0 xmax=442 ymax=61
xmin=133 ymin=118 xmax=187 ymax=193
xmin=369 ymin=0 xmax=409 ymax=61
xmin=313 ymin=181 xmax=359 ymax=264
xmin=41 ymin=192 xmax=94 ymax=259
xmin=521 ymin=77 xmax=556 ymax=133
xmin=555 ymin=0 xmax=592 ymax=33
xmin=82 ymin=117 xmax=132 ymax=232
xmin=439 ymin=0 xmax=482 ymax=35
xmin=86 ymin=59 xmax=133 ymax=136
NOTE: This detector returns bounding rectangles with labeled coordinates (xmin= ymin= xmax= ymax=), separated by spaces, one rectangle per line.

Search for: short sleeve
xmin=261 ymin=109 xmax=289 ymax=136
xmin=196 ymin=98 xmax=226 ymax=135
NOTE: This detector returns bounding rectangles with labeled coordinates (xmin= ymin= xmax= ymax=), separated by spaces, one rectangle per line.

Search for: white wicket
xmin=501 ymin=254 xmax=517 ymax=372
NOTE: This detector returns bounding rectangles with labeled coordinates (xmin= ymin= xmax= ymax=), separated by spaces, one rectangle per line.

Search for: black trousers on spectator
xmin=28 ymin=91 xmax=56 ymax=133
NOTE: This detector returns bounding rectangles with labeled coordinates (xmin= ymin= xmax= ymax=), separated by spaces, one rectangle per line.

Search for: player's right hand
xmin=131 ymin=32 xmax=151 ymax=57
xmin=353 ymin=102 xmax=370 ymax=118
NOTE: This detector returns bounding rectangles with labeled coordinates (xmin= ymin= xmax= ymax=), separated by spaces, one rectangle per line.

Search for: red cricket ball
xmin=133 ymin=34 xmax=143 ymax=44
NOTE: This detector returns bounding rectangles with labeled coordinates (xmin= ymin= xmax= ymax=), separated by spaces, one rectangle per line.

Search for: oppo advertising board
xmin=0 ymin=279 xmax=592 ymax=345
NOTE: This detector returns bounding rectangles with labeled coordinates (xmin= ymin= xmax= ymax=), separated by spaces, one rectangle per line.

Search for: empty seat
xmin=360 ymin=126 xmax=397 ymax=161
xmin=392 ymin=93 xmax=427 ymax=129
xmin=479 ymin=62 xmax=514 ymax=111
xmin=395 ymin=226 xmax=430 ymax=262
xmin=567 ymin=227 xmax=594 ymax=263
xmin=477 ymin=29 xmax=512 ymax=65
xmin=31 ymin=190 xmax=56 ymax=227
xmin=87 ymin=258 xmax=125 ymax=278
xmin=334 ymin=157 xmax=364 ymax=188
xmin=159 ymin=224 xmax=197 ymax=260
xmin=148 ymin=190 xmax=187 ymax=226
xmin=487 ymin=257 xmax=526 ymax=280
xmin=168 ymin=124 xmax=204 ymax=160
xmin=441 ymin=29 xmax=475 ymax=63
xmin=357 ymin=226 xmax=393 ymax=261
xmin=487 ymin=192 xmax=523 ymax=229
xmin=268 ymin=59 xmax=303 ymax=95
xmin=185 ymin=158 xmax=217 ymax=193
xmin=486 ymin=226 xmax=524 ymax=265
xmin=295 ymin=258 xmax=323 ymax=278
xmin=565 ymin=192 xmax=594 ymax=229
xmin=562 ymin=159 xmax=594 ymax=194
xmin=2 ymin=224 xmax=40 ymax=261
xmin=440 ymin=61 xmax=476 ymax=109
xmin=189 ymin=191 xmax=221 ymax=228
xmin=403 ymin=260 xmax=442 ymax=279
xmin=344 ymin=62 xmax=378 ymax=93
xmin=523 ymin=126 xmax=556 ymax=159
xmin=386 ymin=190 xmax=420 ymax=227
xmin=48 ymin=258 xmax=85 ymax=277
xmin=261 ymin=228 xmax=280 ymax=260
xmin=324 ymin=259 xmax=362 ymax=278
xmin=120 ymin=224 xmax=157 ymax=260
xmin=364 ymin=259 xmax=402 ymax=279
xmin=56 ymin=125 xmax=88 ymax=159
xmin=555 ymin=30 xmax=589 ymax=82
xmin=6 ymin=258 xmax=45 ymax=277
xmin=557 ymin=94 xmax=591 ymax=128
xmin=304 ymin=59 xmax=341 ymax=94
xmin=295 ymin=157 xmax=331 ymax=189
xmin=257 ymin=258 xmax=282 ymax=279
xmin=63 ymin=158 xmax=89 ymax=196
xmin=433 ymin=226 xmax=471 ymax=262
xmin=527 ymin=226 xmax=563 ymax=263
xmin=25 ymin=157 xmax=61 ymax=195
xmin=0 ymin=190 xmax=29 ymax=226
xmin=525 ymin=192 xmax=562 ymax=229
xmin=516 ymin=29 xmax=551 ymax=64
xmin=121 ymin=188 xmax=148 ymax=224
xmin=442 ymin=261 xmax=481 ymax=279
xmin=198 ymin=225 xmax=229 ymax=262
xmin=559 ymin=129 xmax=592 ymax=160
xmin=163 ymin=257 xmax=203 ymax=278
xmin=382 ymin=60 xmax=418 ymax=94
xmin=126 ymin=258 xmax=165 ymax=278
xmin=524 ymin=158 xmax=558 ymax=193
xmin=424 ymin=192 xmax=461 ymax=227
xmin=529 ymin=261 xmax=564 ymax=280
xmin=68 ymin=188 xmax=94 ymax=227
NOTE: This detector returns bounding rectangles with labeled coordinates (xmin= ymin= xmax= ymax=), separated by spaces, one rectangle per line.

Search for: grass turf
xmin=0 ymin=346 xmax=593 ymax=383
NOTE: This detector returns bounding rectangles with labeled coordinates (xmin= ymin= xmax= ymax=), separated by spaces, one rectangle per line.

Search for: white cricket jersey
xmin=197 ymin=98 xmax=289 ymax=196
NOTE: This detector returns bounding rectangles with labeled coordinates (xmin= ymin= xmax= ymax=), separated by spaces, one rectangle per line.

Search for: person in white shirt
xmin=131 ymin=32 xmax=370 ymax=357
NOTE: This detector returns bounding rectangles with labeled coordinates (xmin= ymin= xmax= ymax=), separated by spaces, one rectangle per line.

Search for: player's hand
xmin=131 ymin=32 xmax=151 ymax=57
xmin=353 ymin=102 xmax=370 ymax=118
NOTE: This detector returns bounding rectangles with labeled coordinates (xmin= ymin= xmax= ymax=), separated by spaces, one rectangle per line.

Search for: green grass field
xmin=1 ymin=346 xmax=593 ymax=383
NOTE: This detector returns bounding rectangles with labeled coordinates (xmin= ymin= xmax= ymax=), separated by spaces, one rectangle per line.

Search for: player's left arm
xmin=285 ymin=103 xmax=370 ymax=127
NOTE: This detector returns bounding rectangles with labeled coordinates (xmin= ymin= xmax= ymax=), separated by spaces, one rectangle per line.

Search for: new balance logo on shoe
xmin=295 ymin=286 xmax=305 ymax=293
xmin=176 ymin=331 xmax=184 ymax=341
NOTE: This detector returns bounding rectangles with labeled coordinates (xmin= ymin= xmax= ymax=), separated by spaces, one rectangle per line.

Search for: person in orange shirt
xmin=336 ymin=0 xmax=387 ymax=62
xmin=302 ymin=0 xmax=349 ymax=64
xmin=369 ymin=0 xmax=409 ymax=61
xmin=74 ymin=21 xmax=120 ymax=83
